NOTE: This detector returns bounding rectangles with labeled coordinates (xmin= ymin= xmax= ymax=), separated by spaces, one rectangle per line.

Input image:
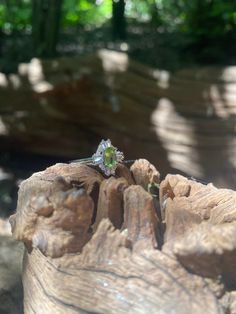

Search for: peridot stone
xmin=104 ymin=146 xmax=117 ymax=169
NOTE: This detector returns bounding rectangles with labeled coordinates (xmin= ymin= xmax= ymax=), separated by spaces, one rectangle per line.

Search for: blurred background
xmin=0 ymin=0 xmax=235 ymax=216
xmin=0 ymin=0 xmax=236 ymax=218
xmin=0 ymin=1 xmax=236 ymax=313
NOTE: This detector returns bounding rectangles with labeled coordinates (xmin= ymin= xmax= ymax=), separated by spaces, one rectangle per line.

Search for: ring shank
xmin=70 ymin=158 xmax=135 ymax=166
xmin=70 ymin=157 xmax=94 ymax=165
xmin=123 ymin=160 xmax=135 ymax=164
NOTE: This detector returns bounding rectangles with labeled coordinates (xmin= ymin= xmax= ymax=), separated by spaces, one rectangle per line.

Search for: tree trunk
xmin=112 ymin=0 xmax=126 ymax=41
xmin=32 ymin=0 xmax=63 ymax=57
xmin=10 ymin=159 xmax=236 ymax=313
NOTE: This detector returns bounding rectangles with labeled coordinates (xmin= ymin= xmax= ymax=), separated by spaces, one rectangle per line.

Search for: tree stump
xmin=10 ymin=159 xmax=236 ymax=314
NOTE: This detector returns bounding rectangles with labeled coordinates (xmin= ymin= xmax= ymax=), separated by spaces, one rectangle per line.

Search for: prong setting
xmin=92 ymin=139 xmax=124 ymax=176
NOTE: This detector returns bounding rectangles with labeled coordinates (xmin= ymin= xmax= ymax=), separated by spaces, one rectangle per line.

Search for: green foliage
xmin=0 ymin=0 xmax=31 ymax=33
xmin=181 ymin=0 xmax=236 ymax=63
xmin=125 ymin=0 xmax=153 ymax=21
xmin=0 ymin=0 xmax=111 ymax=33
xmin=0 ymin=0 xmax=235 ymax=67
xmin=1 ymin=0 xmax=235 ymax=38
xmin=62 ymin=0 xmax=111 ymax=27
xmin=126 ymin=0 xmax=236 ymax=63
xmin=184 ymin=0 xmax=236 ymax=35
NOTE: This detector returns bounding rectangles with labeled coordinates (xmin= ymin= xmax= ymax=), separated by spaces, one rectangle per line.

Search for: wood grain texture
xmin=130 ymin=159 xmax=160 ymax=190
xmin=10 ymin=160 xmax=236 ymax=313
xmin=2 ymin=51 xmax=236 ymax=187
xmin=93 ymin=177 xmax=128 ymax=231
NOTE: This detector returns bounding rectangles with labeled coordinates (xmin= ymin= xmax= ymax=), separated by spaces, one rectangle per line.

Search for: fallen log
xmin=0 ymin=50 xmax=169 ymax=175
xmin=153 ymin=66 xmax=236 ymax=187
xmin=10 ymin=159 xmax=236 ymax=313
xmin=1 ymin=51 xmax=236 ymax=186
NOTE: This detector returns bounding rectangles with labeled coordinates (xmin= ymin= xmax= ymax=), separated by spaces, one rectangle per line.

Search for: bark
xmin=32 ymin=0 xmax=63 ymax=57
xmin=10 ymin=159 xmax=236 ymax=313
xmin=112 ymin=0 xmax=126 ymax=41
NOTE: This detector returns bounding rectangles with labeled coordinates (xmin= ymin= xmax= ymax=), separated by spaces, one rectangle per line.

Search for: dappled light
xmin=0 ymin=50 xmax=236 ymax=188
xmin=98 ymin=49 xmax=129 ymax=72
xmin=24 ymin=59 xmax=54 ymax=93
xmin=0 ymin=2 xmax=236 ymax=313
xmin=0 ymin=218 xmax=11 ymax=235
xmin=153 ymin=66 xmax=236 ymax=187
xmin=152 ymin=98 xmax=204 ymax=178
xmin=0 ymin=116 xmax=8 ymax=135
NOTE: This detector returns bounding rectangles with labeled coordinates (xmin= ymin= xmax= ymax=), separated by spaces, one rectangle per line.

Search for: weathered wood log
xmin=10 ymin=159 xmax=236 ymax=313
xmin=153 ymin=66 xmax=236 ymax=187
xmin=1 ymin=50 xmax=236 ymax=186
xmin=0 ymin=50 xmax=169 ymax=175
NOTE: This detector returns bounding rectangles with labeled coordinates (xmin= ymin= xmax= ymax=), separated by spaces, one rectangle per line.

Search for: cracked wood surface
xmin=10 ymin=160 xmax=236 ymax=313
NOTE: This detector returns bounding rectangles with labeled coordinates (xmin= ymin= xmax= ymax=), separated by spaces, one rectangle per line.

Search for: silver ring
xmin=70 ymin=139 xmax=125 ymax=176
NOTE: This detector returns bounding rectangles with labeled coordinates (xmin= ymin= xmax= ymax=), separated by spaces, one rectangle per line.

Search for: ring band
xmin=70 ymin=139 xmax=125 ymax=176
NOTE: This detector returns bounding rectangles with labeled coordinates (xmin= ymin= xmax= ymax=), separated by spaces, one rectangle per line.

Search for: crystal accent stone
xmin=93 ymin=155 xmax=103 ymax=165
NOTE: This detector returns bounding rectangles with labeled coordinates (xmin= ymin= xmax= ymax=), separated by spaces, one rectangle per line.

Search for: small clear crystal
xmin=93 ymin=155 xmax=103 ymax=165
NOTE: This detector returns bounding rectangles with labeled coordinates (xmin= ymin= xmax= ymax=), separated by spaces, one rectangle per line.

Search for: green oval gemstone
xmin=104 ymin=147 xmax=117 ymax=169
